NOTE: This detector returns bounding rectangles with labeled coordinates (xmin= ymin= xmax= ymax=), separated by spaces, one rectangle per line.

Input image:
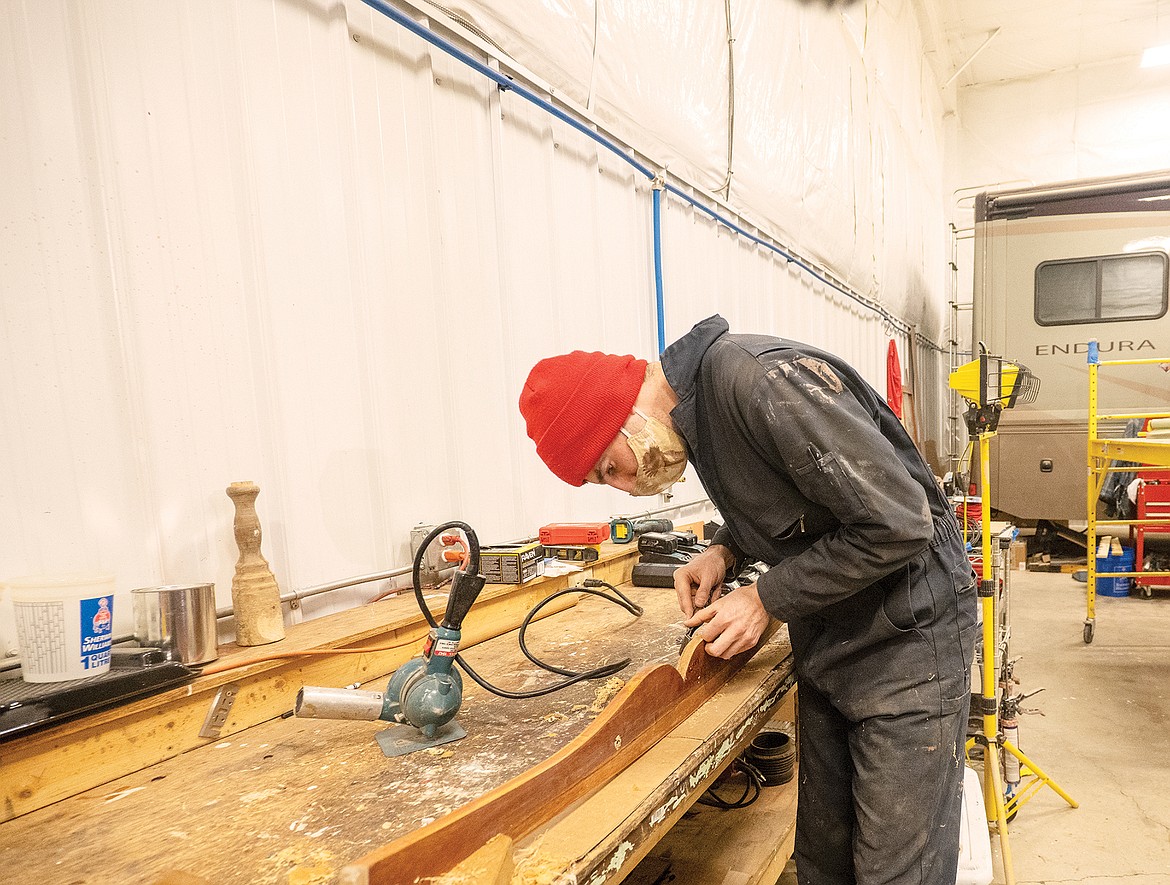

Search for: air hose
xmin=411 ymin=522 xmax=643 ymax=700
xmin=697 ymin=759 xmax=764 ymax=809
xmin=518 ymin=581 xmax=642 ymax=678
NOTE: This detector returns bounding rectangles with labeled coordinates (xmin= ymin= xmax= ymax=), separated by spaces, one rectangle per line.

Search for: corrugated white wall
xmin=0 ymin=0 xmax=951 ymax=648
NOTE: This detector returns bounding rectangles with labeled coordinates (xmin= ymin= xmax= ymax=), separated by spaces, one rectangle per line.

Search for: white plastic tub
xmin=4 ymin=574 xmax=116 ymax=682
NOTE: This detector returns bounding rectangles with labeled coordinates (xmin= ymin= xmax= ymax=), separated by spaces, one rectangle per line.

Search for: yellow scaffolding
xmin=1084 ymin=346 xmax=1170 ymax=643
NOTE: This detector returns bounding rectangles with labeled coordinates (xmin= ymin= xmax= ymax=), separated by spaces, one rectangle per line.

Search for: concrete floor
xmin=994 ymin=567 xmax=1170 ymax=884
xmin=774 ymin=567 xmax=1170 ymax=884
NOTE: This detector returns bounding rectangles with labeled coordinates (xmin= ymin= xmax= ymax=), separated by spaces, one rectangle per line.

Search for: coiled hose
xmin=411 ymin=521 xmax=643 ymax=699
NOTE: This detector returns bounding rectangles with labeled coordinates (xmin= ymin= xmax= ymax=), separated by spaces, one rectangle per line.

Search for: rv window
xmin=1035 ymin=252 xmax=1168 ymax=326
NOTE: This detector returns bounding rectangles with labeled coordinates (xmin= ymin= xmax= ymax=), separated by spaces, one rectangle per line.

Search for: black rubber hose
xmin=517 ymin=580 xmax=642 ymax=678
xmin=453 ymin=653 xmax=624 ymax=700
xmin=409 ymin=525 xmax=643 ymax=700
xmin=697 ymin=759 xmax=763 ymax=809
xmin=745 ymin=730 xmax=796 ymax=786
xmin=412 ymin=520 xmax=479 ymax=630
xmin=458 ymin=580 xmax=642 ymax=699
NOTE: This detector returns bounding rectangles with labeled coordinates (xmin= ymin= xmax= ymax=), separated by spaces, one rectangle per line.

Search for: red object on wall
xmin=886 ymin=339 xmax=904 ymax=418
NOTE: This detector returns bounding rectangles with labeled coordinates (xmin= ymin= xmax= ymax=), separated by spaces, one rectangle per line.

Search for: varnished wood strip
xmin=339 ymin=622 xmax=782 ymax=885
xmin=501 ymin=643 xmax=796 ymax=885
xmin=575 ymin=669 xmax=797 ymax=884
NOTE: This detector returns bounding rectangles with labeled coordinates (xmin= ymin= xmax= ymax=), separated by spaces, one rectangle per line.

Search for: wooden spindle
xmin=226 ymin=481 xmax=286 ymax=646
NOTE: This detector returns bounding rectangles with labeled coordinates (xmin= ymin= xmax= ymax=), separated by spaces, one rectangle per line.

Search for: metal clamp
xmin=199 ymin=683 xmax=240 ymax=739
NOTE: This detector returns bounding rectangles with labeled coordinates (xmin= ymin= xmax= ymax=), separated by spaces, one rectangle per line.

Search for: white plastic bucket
xmin=957 ymin=765 xmax=993 ymax=885
xmin=4 ymin=574 xmax=116 ymax=683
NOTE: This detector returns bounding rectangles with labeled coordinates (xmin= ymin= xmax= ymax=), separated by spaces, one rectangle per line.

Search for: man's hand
xmin=673 ymin=544 xmax=736 ymax=618
xmin=684 ymin=583 xmax=771 ymax=659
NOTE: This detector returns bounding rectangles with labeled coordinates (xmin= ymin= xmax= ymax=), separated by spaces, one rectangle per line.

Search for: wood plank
xmin=0 ymin=549 xmax=639 ymax=821
xmin=338 ymin=625 xmax=789 ymax=885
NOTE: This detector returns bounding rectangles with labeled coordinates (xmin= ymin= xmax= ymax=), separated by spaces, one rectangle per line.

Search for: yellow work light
xmin=949 ymin=346 xmax=1040 ymax=434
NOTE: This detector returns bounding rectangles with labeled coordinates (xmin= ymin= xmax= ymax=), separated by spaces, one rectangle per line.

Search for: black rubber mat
xmin=0 ymin=647 xmax=197 ymax=742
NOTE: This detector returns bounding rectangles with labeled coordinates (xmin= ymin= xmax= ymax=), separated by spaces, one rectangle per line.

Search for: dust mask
xmin=620 ymin=407 xmax=687 ymax=496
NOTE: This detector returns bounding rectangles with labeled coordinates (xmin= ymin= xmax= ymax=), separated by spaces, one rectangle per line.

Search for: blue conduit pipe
xmin=360 ymin=0 xmax=933 ymax=351
xmin=652 ymin=184 xmax=666 ymax=354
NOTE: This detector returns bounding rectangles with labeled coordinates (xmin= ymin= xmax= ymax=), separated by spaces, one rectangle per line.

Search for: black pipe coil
xmin=746 ymin=728 xmax=796 ymax=786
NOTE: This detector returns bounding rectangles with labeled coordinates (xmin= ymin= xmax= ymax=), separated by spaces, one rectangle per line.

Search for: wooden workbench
xmin=0 ymin=567 xmax=610 ymax=822
xmin=0 ymin=565 xmax=795 ymax=884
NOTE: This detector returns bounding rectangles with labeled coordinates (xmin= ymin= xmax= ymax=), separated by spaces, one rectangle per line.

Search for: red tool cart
xmin=1133 ymin=472 xmax=1170 ymax=598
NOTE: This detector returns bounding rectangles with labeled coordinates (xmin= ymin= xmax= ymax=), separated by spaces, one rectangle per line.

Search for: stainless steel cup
xmin=131 ymin=583 xmax=219 ymax=665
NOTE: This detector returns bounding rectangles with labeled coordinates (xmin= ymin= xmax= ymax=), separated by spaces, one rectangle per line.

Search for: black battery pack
xmin=632 ymin=561 xmax=681 ymax=588
xmin=638 ymin=550 xmax=692 ymax=566
xmin=638 ymin=532 xmax=679 ymax=555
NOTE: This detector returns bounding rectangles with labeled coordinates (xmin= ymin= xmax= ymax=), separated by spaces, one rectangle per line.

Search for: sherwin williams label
xmin=80 ymin=595 xmax=114 ymax=670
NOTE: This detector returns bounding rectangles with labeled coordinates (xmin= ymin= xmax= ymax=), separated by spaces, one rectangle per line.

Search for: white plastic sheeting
xmin=453 ymin=0 xmax=948 ymax=327
xmin=957 ymin=57 xmax=1170 ymax=188
xmin=0 ymin=0 xmax=950 ymax=645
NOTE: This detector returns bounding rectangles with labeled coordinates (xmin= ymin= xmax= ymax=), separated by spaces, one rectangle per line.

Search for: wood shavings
xmin=287 ymin=863 xmax=333 ymax=885
xmin=424 ymin=747 xmax=455 ymax=758
xmin=239 ymin=787 xmax=284 ymax=804
xmin=512 ymin=838 xmax=577 ymax=885
xmin=102 ymin=786 xmax=146 ymax=803
xmin=513 ymin=865 xmax=577 ymax=885
xmin=423 ymin=833 xmax=514 ymax=884
xmin=267 ymin=847 xmax=336 ymax=885
xmin=541 ymin=711 xmax=567 ymax=723
xmin=589 ymin=677 xmax=625 ymax=713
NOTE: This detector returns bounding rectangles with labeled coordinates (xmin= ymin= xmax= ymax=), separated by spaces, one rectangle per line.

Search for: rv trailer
xmin=972 ymin=170 xmax=1170 ymax=522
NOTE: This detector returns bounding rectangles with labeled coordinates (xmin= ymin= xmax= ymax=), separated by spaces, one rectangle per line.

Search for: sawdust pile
xmin=589 ymin=677 xmax=625 ymax=713
xmin=512 ymin=861 xmax=578 ymax=885
xmin=268 ymin=847 xmax=335 ymax=885
xmin=421 ymin=834 xmax=580 ymax=885
xmin=422 ymin=833 xmax=514 ymax=884
xmin=512 ymin=839 xmax=578 ymax=885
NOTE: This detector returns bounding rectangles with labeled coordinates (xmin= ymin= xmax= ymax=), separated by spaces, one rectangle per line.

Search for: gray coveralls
xmin=661 ymin=316 xmax=978 ymax=885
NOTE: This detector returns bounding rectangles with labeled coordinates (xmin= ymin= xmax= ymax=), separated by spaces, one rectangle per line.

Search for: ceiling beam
xmin=945 ymin=27 xmax=1002 ymax=88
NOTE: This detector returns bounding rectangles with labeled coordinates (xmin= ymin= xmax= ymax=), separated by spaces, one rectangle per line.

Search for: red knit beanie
xmin=519 ymin=351 xmax=648 ymax=486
